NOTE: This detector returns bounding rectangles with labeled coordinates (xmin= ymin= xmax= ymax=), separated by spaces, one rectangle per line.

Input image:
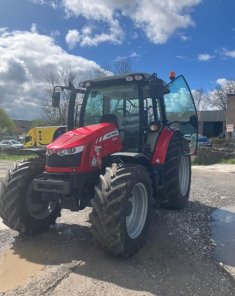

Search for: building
xmin=198 ymin=110 xmax=226 ymax=137
xmin=197 ymin=94 xmax=235 ymax=138
xmin=227 ymin=94 xmax=235 ymax=127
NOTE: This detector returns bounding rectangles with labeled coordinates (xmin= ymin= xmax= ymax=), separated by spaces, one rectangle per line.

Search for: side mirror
xmin=190 ymin=114 xmax=198 ymax=129
xmin=52 ymin=91 xmax=60 ymax=107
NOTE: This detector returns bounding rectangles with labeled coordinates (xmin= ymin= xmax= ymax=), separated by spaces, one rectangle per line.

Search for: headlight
xmin=57 ymin=145 xmax=84 ymax=156
xmin=46 ymin=149 xmax=55 ymax=156
xmin=134 ymin=74 xmax=143 ymax=81
xmin=46 ymin=146 xmax=84 ymax=156
xmin=125 ymin=75 xmax=134 ymax=82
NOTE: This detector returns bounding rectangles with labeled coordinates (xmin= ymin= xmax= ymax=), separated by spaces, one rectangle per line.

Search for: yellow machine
xmin=24 ymin=126 xmax=66 ymax=147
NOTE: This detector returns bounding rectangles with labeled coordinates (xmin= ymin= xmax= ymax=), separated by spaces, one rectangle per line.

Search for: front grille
xmin=46 ymin=152 xmax=82 ymax=168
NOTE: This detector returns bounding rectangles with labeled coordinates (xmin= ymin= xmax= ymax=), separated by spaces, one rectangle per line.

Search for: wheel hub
xmin=26 ymin=184 xmax=58 ymax=220
xmin=179 ymin=154 xmax=190 ymax=196
xmin=126 ymin=182 xmax=148 ymax=239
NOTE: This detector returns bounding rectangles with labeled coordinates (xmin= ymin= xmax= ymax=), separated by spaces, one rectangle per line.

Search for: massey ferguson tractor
xmin=0 ymin=72 xmax=198 ymax=256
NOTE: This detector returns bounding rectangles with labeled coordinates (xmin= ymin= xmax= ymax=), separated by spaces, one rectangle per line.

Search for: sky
xmin=0 ymin=0 xmax=234 ymax=119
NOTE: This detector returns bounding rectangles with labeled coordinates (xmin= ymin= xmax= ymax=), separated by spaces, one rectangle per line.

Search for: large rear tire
xmin=90 ymin=164 xmax=152 ymax=256
xmin=160 ymin=132 xmax=191 ymax=209
xmin=0 ymin=158 xmax=61 ymax=234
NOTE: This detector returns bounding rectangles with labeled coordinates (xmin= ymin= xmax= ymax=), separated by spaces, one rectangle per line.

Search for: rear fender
xmin=151 ymin=128 xmax=174 ymax=165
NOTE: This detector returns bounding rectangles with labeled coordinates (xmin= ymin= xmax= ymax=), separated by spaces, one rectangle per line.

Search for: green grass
xmin=192 ymin=158 xmax=235 ymax=165
xmin=0 ymin=153 xmax=36 ymax=162
xmin=219 ymin=158 xmax=235 ymax=164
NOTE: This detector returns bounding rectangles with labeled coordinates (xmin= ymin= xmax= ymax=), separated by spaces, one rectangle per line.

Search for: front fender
xmin=23 ymin=148 xmax=46 ymax=158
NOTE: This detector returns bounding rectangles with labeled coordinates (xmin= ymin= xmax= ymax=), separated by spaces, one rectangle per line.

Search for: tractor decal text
xmin=102 ymin=130 xmax=119 ymax=141
xmin=95 ymin=129 xmax=119 ymax=143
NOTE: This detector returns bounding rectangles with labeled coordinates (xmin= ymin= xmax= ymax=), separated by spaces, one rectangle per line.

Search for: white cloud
xmin=0 ymin=27 xmax=8 ymax=33
xmin=65 ymin=20 xmax=123 ymax=47
xmin=30 ymin=0 xmax=59 ymax=9
xmin=176 ymin=55 xmax=186 ymax=59
xmin=129 ymin=0 xmax=200 ymax=44
xmin=216 ymin=78 xmax=227 ymax=87
xmin=0 ymin=29 xmax=105 ymax=119
xmin=222 ymin=49 xmax=235 ymax=58
xmin=61 ymin=0 xmax=201 ymax=46
xmin=51 ymin=30 xmax=60 ymax=38
xmin=31 ymin=23 xmax=37 ymax=33
xmin=65 ymin=29 xmax=80 ymax=49
xmin=115 ymin=51 xmax=140 ymax=62
xmin=198 ymin=53 xmax=214 ymax=62
xmin=31 ymin=0 xmax=46 ymax=4
xmin=130 ymin=52 xmax=139 ymax=58
xmin=81 ymin=26 xmax=92 ymax=35
xmin=180 ymin=35 xmax=189 ymax=41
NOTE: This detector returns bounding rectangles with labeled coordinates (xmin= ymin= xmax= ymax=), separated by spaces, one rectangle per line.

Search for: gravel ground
xmin=0 ymin=163 xmax=235 ymax=296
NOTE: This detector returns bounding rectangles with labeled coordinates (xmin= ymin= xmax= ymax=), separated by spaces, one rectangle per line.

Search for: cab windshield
xmin=83 ymin=83 xmax=140 ymax=151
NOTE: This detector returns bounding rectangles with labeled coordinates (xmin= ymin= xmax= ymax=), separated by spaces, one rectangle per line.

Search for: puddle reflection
xmin=212 ymin=204 xmax=235 ymax=272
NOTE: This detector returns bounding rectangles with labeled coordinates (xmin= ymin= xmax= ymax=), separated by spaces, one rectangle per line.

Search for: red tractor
xmin=0 ymin=72 xmax=198 ymax=256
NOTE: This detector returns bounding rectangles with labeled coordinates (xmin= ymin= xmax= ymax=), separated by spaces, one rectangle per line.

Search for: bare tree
xmin=207 ymin=80 xmax=235 ymax=110
xmin=93 ymin=58 xmax=133 ymax=78
xmin=113 ymin=58 xmax=132 ymax=75
xmin=42 ymin=69 xmax=77 ymax=125
xmin=192 ymin=88 xmax=209 ymax=111
xmin=40 ymin=60 xmax=133 ymax=125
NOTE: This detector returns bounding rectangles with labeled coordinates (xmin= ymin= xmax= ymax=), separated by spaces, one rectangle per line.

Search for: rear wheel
xmin=160 ymin=132 xmax=191 ymax=209
xmin=0 ymin=158 xmax=61 ymax=234
xmin=90 ymin=164 xmax=152 ymax=256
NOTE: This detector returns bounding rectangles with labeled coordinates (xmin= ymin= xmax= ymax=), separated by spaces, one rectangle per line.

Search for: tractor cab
xmin=79 ymin=73 xmax=198 ymax=155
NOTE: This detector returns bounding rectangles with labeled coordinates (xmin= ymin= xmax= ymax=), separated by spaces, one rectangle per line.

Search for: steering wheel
xmin=115 ymin=108 xmax=130 ymax=116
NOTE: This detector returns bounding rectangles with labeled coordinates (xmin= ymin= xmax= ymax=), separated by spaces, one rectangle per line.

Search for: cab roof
xmin=82 ymin=72 xmax=153 ymax=88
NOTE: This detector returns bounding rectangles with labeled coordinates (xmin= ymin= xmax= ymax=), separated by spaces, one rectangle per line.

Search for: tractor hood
xmin=45 ymin=122 xmax=122 ymax=173
xmin=47 ymin=122 xmax=118 ymax=150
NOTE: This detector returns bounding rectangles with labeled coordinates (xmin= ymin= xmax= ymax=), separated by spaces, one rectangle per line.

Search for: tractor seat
xmin=100 ymin=114 xmax=119 ymax=128
xmin=120 ymin=115 xmax=139 ymax=152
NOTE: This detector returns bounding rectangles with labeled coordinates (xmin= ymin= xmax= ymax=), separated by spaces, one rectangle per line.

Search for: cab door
xmin=163 ymin=75 xmax=198 ymax=154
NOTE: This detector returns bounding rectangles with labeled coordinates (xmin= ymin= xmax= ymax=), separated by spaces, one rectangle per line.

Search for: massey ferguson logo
xmin=102 ymin=130 xmax=119 ymax=141
xmin=95 ymin=130 xmax=119 ymax=143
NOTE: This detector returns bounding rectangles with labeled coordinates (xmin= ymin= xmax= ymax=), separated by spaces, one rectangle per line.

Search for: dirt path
xmin=0 ymin=163 xmax=234 ymax=295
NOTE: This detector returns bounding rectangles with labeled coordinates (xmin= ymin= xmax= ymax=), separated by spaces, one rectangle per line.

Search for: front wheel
xmin=90 ymin=164 xmax=152 ymax=256
xmin=0 ymin=158 xmax=61 ymax=234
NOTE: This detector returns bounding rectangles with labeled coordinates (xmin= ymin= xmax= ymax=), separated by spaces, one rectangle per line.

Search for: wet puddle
xmin=0 ymin=249 xmax=44 ymax=292
xmin=0 ymin=235 xmax=58 ymax=293
xmin=0 ymin=221 xmax=85 ymax=293
xmin=212 ymin=203 xmax=235 ymax=275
